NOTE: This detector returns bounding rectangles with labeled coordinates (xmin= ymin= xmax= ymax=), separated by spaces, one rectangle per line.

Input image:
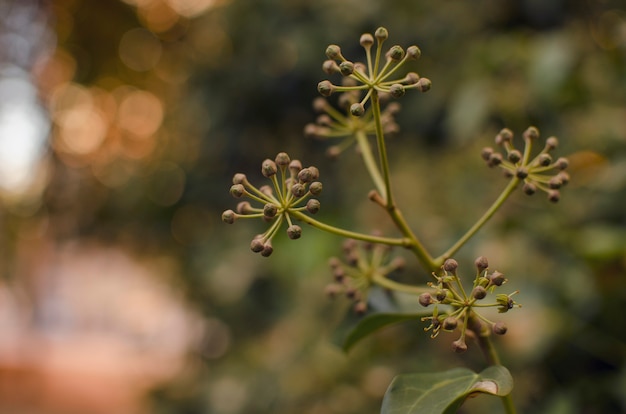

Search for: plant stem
xmin=434 ymin=177 xmax=520 ymax=267
xmin=371 ymin=272 xmax=429 ymax=295
xmin=354 ymin=129 xmax=386 ymax=198
xmin=370 ymin=91 xmax=436 ymax=271
xmin=290 ymin=210 xmax=410 ymax=247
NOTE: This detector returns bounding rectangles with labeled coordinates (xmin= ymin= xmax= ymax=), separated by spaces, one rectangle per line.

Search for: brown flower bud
xmin=472 ymin=286 xmax=487 ymax=300
xmin=309 ymin=181 xmax=323 ymax=195
xmin=360 ymin=33 xmax=374 ymax=47
xmin=452 ymin=339 xmax=467 ymax=353
xmin=443 ymin=258 xmax=458 ymax=274
xmin=388 ymin=45 xmax=405 ymax=61
xmin=287 ymin=225 xmax=302 ymax=240
xmin=350 ymin=103 xmax=365 ymax=117
xmin=406 ymin=45 xmax=421 ymax=60
xmin=339 ymin=61 xmax=354 ymax=76
xmin=488 ymin=271 xmax=506 ymax=286
xmin=417 ymin=78 xmax=431 ymax=92
xmin=261 ymin=159 xmax=277 ymax=177
xmin=317 ymin=80 xmax=334 ymax=97
xmin=555 ymin=157 xmax=569 ymax=170
xmin=516 ymin=167 xmax=529 ymax=179
xmin=275 ymin=152 xmax=290 ymax=167
xmin=481 ymin=147 xmax=494 ymax=161
xmin=250 ymin=237 xmax=265 ymax=253
xmin=523 ymin=182 xmax=537 ymax=195
xmin=548 ymin=190 xmax=560 ymax=203
xmin=523 ymin=126 xmax=540 ymax=140
xmin=306 ymin=199 xmax=321 ymax=214
xmin=389 ymin=83 xmax=405 ymax=98
xmin=493 ymin=321 xmax=508 ymax=335
xmin=230 ymin=184 xmax=245 ymax=198
xmin=508 ymin=150 xmax=522 ymax=163
xmin=221 ymin=210 xmax=237 ymax=224
xmin=443 ymin=317 xmax=458 ymax=331
xmin=538 ymin=153 xmax=552 ymax=166
xmin=232 ymin=173 xmax=247 ymax=185
xmin=291 ymin=183 xmax=306 ymax=197
xmin=325 ymin=44 xmax=342 ymax=60
xmin=375 ymin=27 xmax=388 ymax=41
xmin=496 ymin=128 xmax=513 ymax=145
xmin=546 ymin=136 xmax=559 ymax=150
xmin=418 ymin=292 xmax=434 ymax=307
xmin=263 ymin=203 xmax=278 ymax=219
xmin=322 ymin=59 xmax=339 ymax=74
xmin=474 ymin=256 xmax=489 ymax=272
xmin=236 ymin=201 xmax=252 ymax=214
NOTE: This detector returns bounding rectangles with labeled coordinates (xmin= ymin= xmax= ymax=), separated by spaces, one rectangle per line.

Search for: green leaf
xmin=381 ymin=366 xmax=514 ymax=414
xmin=342 ymin=312 xmax=425 ymax=352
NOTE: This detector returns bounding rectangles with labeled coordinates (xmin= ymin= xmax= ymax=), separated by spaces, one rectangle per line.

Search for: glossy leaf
xmin=381 ymin=366 xmax=514 ymax=414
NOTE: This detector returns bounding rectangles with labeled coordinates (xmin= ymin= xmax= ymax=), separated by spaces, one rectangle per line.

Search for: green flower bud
xmin=389 ymin=83 xmax=405 ymax=98
xmin=230 ymin=184 xmax=245 ymax=198
xmin=263 ymin=203 xmax=278 ymax=219
xmin=418 ymin=292 xmax=434 ymax=307
xmin=475 ymin=256 xmax=489 ymax=272
xmin=443 ymin=317 xmax=458 ymax=331
xmin=309 ymin=181 xmax=323 ymax=195
xmin=406 ymin=45 xmax=421 ymax=60
xmin=350 ymin=103 xmax=365 ymax=117
xmin=523 ymin=126 xmax=540 ymax=140
xmin=317 ymin=80 xmax=334 ymax=97
xmin=339 ymin=61 xmax=354 ymax=76
xmin=360 ymin=33 xmax=374 ymax=47
xmin=306 ymin=199 xmax=320 ymax=214
xmin=417 ymin=77 xmax=431 ymax=92
xmin=261 ymin=159 xmax=277 ymax=177
xmin=275 ymin=152 xmax=290 ymax=167
xmin=472 ymin=285 xmax=487 ymax=300
xmin=493 ymin=321 xmax=508 ymax=335
xmin=221 ymin=209 xmax=237 ymax=224
xmin=375 ymin=27 xmax=389 ymax=41
xmin=388 ymin=45 xmax=405 ymax=61
xmin=287 ymin=225 xmax=302 ymax=239
xmin=325 ymin=44 xmax=342 ymax=60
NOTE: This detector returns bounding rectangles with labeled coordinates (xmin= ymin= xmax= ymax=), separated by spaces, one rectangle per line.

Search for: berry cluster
xmin=221 ymin=153 xmax=321 ymax=257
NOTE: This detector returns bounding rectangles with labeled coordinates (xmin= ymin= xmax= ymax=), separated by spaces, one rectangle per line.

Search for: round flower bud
xmin=388 ymin=45 xmax=405 ymax=61
xmin=289 ymin=159 xmax=303 ymax=176
xmin=263 ymin=203 xmax=278 ymax=219
xmin=523 ymin=182 xmax=537 ymax=195
xmin=291 ymin=183 xmax=306 ymax=197
xmin=481 ymin=147 xmax=494 ymax=161
xmin=221 ymin=209 xmax=237 ymax=224
xmin=328 ymin=257 xmax=341 ymax=269
xmin=555 ymin=157 xmax=569 ymax=170
xmin=339 ymin=61 xmax=354 ymax=76
xmin=250 ymin=237 xmax=265 ymax=253
xmin=443 ymin=317 xmax=458 ymax=331
xmin=306 ymin=199 xmax=321 ymax=214
xmin=259 ymin=185 xmax=273 ymax=197
xmin=493 ymin=322 xmax=508 ymax=335
xmin=236 ymin=201 xmax=252 ymax=214
xmin=325 ymin=44 xmax=342 ymax=60
xmin=309 ymin=181 xmax=323 ymax=195
xmin=232 ymin=173 xmax=247 ymax=185
xmin=435 ymin=289 xmax=451 ymax=302
xmin=360 ymin=33 xmax=374 ymax=47
xmin=557 ymin=171 xmax=570 ymax=186
xmin=452 ymin=339 xmax=468 ymax=353
xmin=488 ymin=153 xmax=503 ymax=167
xmin=287 ymin=225 xmax=302 ymax=240
xmin=406 ymin=45 xmax=421 ymax=60
xmin=548 ymin=190 xmax=560 ymax=203
xmin=350 ymin=103 xmax=365 ymax=117
xmin=472 ymin=286 xmax=487 ymax=300
xmin=443 ymin=258 xmax=458 ymax=274
xmin=418 ymin=292 xmax=434 ymax=307
xmin=261 ymin=159 xmax=277 ymax=177
xmin=275 ymin=152 xmax=291 ymax=167
xmin=474 ymin=256 xmax=489 ymax=272
xmin=417 ymin=77 xmax=432 ymax=92
xmin=230 ymin=184 xmax=245 ymax=198
xmin=496 ymin=128 xmax=513 ymax=144
xmin=389 ymin=83 xmax=405 ymax=98
xmin=405 ymin=72 xmax=420 ymax=84
xmin=354 ymin=301 xmax=368 ymax=315
xmin=298 ymin=168 xmax=314 ymax=183
xmin=507 ymin=150 xmax=522 ymax=163
xmin=546 ymin=136 xmax=559 ymax=150
xmin=317 ymin=80 xmax=334 ymax=97
xmin=488 ymin=271 xmax=506 ymax=287
xmin=312 ymin=97 xmax=328 ymax=112
xmin=322 ymin=59 xmax=339 ymax=74
xmin=324 ymin=284 xmax=342 ymax=297
xmin=332 ymin=267 xmax=345 ymax=282
xmin=538 ymin=153 xmax=552 ymax=166
xmin=375 ymin=27 xmax=389 ymax=41
xmin=523 ymin=126 xmax=540 ymax=140
xmin=261 ymin=242 xmax=273 ymax=257
xmin=516 ymin=167 xmax=528 ymax=179
xmin=548 ymin=176 xmax=562 ymax=189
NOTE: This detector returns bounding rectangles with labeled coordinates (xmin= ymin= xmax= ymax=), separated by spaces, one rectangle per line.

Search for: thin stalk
xmin=290 ymin=210 xmax=410 ymax=247
xmin=434 ymin=177 xmax=520 ymax=267
xmin=371 ymin=272 xmax=429 ymax=295
xmin=354 ymin=130 xmax=386 ymax=197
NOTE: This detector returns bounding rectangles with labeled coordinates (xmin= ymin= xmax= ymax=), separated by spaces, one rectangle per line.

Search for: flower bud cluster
xmin=221 ymin=153 xmax=322 ymax=257
xmin=482 ymin=127 xmax=570 ymax=203
xmin=419 ymin=257 xmax=520 ymax=353
xmin=325 ymin=237 xmax=406 ymax=314
xmin=317 ymin=27 xmax=431 ymax=114
xmin=304 ymin=93 xmax=401 ymax=158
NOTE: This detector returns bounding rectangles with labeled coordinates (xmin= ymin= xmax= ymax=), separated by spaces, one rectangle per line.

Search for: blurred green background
xmin=0 ymin=0 xmax=624 ymax=413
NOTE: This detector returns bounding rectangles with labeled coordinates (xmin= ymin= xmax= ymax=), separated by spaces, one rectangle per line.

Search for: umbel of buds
xmin=317 ymin=26 xmax=431 ymax=115
xmin=325 ymin=237 xmax=406 ymax=315
xmin=481 ymin=127 xmax=570 ymax=203
xmin=221 ymin=152 xmax=322 ymax=257
xmin=419 ymin=257 xmax=520 ymax=352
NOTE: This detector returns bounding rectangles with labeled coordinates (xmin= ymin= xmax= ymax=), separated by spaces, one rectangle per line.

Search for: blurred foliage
xmin=0 ymin=0 xmax=624 ymax=413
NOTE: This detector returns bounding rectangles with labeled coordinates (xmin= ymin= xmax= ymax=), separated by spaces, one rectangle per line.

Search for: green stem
xmin=370 ymin=91 xmax=436 ymax=271
xmin=354 ymin=130 xmax=386 ymax=197
xmin=371 ymin=272 xmax=429 ymax=295
xmin=434 ymin=177 xmax=520 ymax=267
xmin=290 ymin=210 xmax=410 ymax=247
